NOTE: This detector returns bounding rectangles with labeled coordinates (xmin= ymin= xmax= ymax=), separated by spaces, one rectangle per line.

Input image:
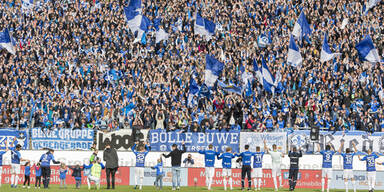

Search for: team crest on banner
xmin=289 ymin=132 xmax=310 ymax=149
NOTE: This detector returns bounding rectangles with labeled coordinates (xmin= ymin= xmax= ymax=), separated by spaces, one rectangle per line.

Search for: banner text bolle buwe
xmin=149 ymin=129 xmax=240 ymax=153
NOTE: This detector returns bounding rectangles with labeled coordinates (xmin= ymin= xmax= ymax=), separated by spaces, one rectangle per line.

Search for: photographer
xmin=183 ymin=154 xmax=195 ymax=167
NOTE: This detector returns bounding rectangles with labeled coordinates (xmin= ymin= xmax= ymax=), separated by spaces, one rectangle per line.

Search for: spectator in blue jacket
xmin=39 ymin=149 xmax=60 ymax=188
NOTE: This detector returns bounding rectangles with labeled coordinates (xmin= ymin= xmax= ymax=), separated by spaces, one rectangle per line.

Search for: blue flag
xmin=194 ymin=12 xmax=216 ymax=40
xmin=205 ymin=54 xmax=224 ymax=87
xmin=292 ymin=11 xmax=311 ymax=41
xmin=287 ymin=35 xmax=302 ymax=67
xmin=189 ymin=78 xmax=199 ymax=95
xmin=320 ymin=32 xmax=341 ymax=62
xmin=261 ymin=56 xmax=275 ymax=93
xmin=355 ymin=35 xmax=381 ymax=63
xmin=0 ymin=28 xmax=16 ymax=55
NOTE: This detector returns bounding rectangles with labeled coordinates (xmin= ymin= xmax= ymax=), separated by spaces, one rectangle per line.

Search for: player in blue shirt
xmin=358 ymin=149 xmax=381 ymax=192
xmin=10 ymin=142 xmax=29 ymax=188
xmin=237 ymin=144 xmax=254 ymax=190
xmin=252 ymin=144 xmax=265 ymax=191
xmin=39 ymin=149 xmax=60 ymax=189
xmin=340 ymin=141 xmax=357 ymax=192
xmin=0 ymin=139 xmax=9 ymax=187
xmin=217 ymin=147 xmax=237 ymax=191
xmin=198 ymin=144 xmax=220 ymax=190
xmin=132 ymin=141 xmax=150 ymax=190
xmin=317 ymin=143 xmax=336 ymax=192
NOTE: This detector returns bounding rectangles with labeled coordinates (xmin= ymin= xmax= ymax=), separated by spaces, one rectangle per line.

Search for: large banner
xmin=288 ymin=130 xmax=384 ymax=154
xmin=97 ymin=129 xmax=148 ymax=150
xmin=149 ymin=129 xmax=240 ymax=153
xmin=0 ymin=129 xmax=29 ymax=149
xmin=31 ymin=128 xmax=94 ymax=150
xmin=129 ymin=167 xmax=188 ymax=186
xmin=239 ymin=132 xmax=287 ymax=153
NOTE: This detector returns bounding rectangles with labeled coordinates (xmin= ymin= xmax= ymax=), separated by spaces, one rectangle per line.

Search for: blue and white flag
xmin=287 ymin=35 xmax=302 ymax=67
xmin=130 ymin=14 xmax=151 ymax=44
xmin=320 ymin=33 xmax=341 ymax=62
xmin=366 ymin=0 xmax=381 ymax=13
xmin=258 ymin=34 xmax=269 ymax=48
xmin=261 ymin=56 xmax=275 ymax=93
xmin=0 ymin=28 xmax=16 ymax=55
xmin=94 ymin=0 xmax=101 ymax=9
xmin=187 ymin=78 xmax=199 ymax=107
xmin=241 ymin=70 xmax=253 ymax=88
xmin=22 ymin=0 xmax=34 ymax=12
xmin=155 ymin=28 xmax=169 ymax=43
xmin=124 ymin=0 xmax=150 ymax=42
xmin=205 ymin=54 xmax=224 ymax=87
xmin=292 ymin=11 xmax=311 ymax=41
xmin=355 ymin=35 xmax=381 ymax=63
xmin=253 ymin=59 xmax=263 ymax=83
xmin=194 ymin=12 xmax=216 ymax=40
xmin=218 ymin=81 xmax=242 ymax=95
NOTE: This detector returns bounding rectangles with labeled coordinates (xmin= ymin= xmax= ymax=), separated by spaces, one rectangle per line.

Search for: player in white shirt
xmin=265 ymin=143 xmax=284 ymax=191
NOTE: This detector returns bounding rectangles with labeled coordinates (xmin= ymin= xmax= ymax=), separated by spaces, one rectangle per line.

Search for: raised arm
xmin=83 ymin=164 xmax=93 ymax=169
xmin=316 ymin=143 xmax=321 ymax=153
xmin=181 ymin=142 xmax=186 ymax=153
xmin=144 ymin=141 xmax=150 ymax=152
xmin=329 ymin=143 xmax=335 ymax=152
xmin=163 ymin=152 xmax=172 ymax=158
xmin=263 ymin=140 xmax=269 ymax=154
xmin=51 ymin=154 xmax=60 ymax=164
xmin=131 ymin=142 xmax=138 ymax=153
xmin=352 ymin=142 xmax=358 ymax=153
xmin=338 ymin=141 xmax=344 ymax=154
xmin=217 ymin=153 xmax=223 ymax=160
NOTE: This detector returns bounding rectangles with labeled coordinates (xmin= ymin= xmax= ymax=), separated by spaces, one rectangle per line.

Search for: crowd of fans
xmin=0 ymin=0 xmax=383 ymax=133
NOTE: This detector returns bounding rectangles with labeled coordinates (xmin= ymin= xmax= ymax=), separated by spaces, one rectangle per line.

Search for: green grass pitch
xmin=1 ymin=185 xmax=384 ymax=192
